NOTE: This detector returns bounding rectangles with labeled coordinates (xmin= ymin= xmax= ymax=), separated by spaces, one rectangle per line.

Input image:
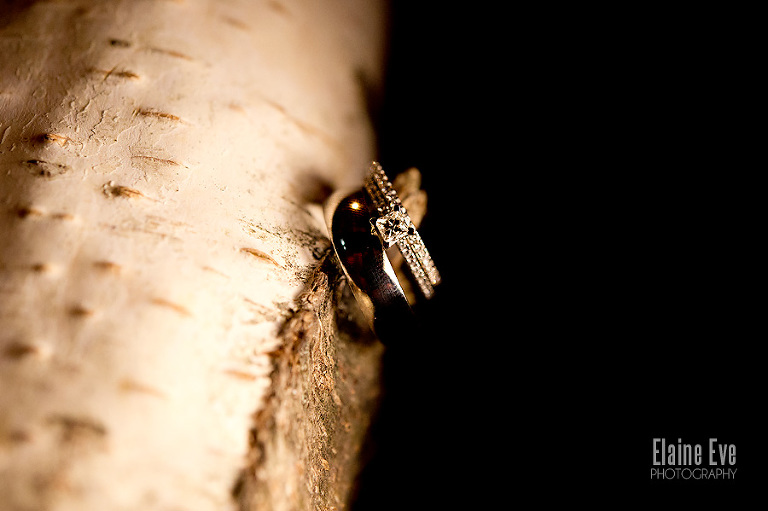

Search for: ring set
xmin=325 ymin=162 xmax=441 ymax=342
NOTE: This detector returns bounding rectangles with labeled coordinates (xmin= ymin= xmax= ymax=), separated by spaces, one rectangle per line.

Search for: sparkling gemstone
xmin=374 ymin=210 xmax=412 ymax=247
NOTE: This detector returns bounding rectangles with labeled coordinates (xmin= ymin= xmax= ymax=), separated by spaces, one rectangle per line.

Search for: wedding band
xmin=325 ymin=162 xmax=440 ymax=341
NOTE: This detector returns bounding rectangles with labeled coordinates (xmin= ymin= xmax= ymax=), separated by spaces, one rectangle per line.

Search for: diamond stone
xmin=374 ymin=210 xmax=412 ymax=247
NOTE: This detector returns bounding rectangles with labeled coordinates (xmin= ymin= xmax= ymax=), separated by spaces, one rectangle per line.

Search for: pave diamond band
xmin=364 ymin=162 xmax=441 ymax=299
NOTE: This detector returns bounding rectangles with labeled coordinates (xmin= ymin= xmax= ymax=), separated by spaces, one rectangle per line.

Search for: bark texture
xmin=0 ymin=1 xmax=386 ymax=510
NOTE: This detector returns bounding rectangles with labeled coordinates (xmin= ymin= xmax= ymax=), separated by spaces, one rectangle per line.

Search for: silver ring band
xmin=325 ymin=162 xmax=440 ymax=341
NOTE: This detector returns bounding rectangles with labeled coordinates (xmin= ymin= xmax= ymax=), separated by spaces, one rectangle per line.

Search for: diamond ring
xmin=325 ymin=162 xmax=441 ymax=341
xmin=364 ymin=162 xmax=441 ymax=299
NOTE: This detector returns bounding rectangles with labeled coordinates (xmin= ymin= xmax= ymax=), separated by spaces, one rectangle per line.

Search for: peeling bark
xmin=235 ymin=256 xmax=383 ymax=511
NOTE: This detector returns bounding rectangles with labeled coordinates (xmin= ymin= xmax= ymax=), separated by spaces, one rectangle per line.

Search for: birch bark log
xmin=0 ymin=1 xmax=386 ymax=509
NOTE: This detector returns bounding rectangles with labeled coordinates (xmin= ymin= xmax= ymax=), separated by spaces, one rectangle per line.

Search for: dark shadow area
xmin=352 ymin=3 xmax=762 ymax=509
xmin=0 ymin=1 xmax=36 ymax=30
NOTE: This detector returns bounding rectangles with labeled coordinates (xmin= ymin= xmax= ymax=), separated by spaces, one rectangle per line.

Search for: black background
xmin=351 ymin=2 xmax=761 ymax=509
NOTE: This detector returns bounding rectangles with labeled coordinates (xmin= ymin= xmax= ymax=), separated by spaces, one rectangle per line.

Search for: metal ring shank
xmin=326 ymin=189 xmax=415 ymax=343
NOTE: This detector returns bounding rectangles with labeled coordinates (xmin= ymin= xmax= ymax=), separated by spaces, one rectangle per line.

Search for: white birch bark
xmin=0 ymin=1 xmax=385 ymax=509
